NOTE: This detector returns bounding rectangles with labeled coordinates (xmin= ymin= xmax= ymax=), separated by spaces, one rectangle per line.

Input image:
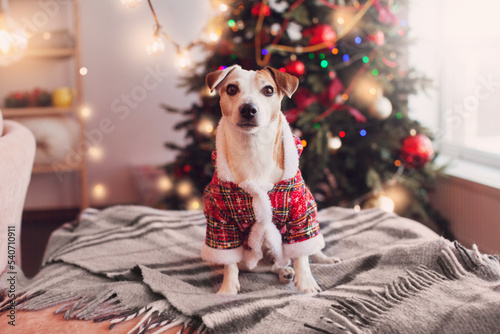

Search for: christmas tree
xmin=160 ymin=0 xmax=452 ymax=237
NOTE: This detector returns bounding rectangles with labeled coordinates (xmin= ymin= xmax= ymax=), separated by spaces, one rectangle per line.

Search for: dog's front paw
xmin=279 ymin=266 xmax=295 ymax=284
xmin=294 ymin=272 xmax=321 ymax=293
xmin=217 ymin=280 xmax=240 ymax=295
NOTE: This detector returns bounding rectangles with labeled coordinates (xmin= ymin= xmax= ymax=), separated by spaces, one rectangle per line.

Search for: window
xmin=409 ymin=0 xmax=500 ymax=170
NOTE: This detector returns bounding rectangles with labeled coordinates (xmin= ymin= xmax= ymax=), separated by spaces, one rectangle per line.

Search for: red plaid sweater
xmin=203 ymin=136 xmax=321 ymax=255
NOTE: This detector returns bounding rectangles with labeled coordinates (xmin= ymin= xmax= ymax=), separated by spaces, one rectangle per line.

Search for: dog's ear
xmin=206 ymin=65 xmax=241 ymax=93
xmin=265 ymin=66 xmax=299 ymax=98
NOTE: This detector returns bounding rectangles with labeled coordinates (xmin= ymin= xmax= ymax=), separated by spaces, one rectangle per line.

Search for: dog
xmin=201 ymin=65 xmax=338 ymax=295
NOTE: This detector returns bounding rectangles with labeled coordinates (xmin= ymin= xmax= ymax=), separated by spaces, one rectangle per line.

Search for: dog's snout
xmin=239 ymin=103 xmax=258 ymax=119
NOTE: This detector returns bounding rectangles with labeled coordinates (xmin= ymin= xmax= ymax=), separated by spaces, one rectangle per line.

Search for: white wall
xmin=407 ymin=0 xmax=443 ymax=134
xmin=21 ymin=0 xmax=210 ymax=209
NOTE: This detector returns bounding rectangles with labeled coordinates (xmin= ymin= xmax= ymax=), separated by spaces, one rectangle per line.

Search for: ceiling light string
xmin=126 ymin=0 xmax=228 ymax=70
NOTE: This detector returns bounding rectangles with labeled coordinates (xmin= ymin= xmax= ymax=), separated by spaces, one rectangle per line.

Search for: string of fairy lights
xmin=120 ymin=0 xmax=231 ymax=70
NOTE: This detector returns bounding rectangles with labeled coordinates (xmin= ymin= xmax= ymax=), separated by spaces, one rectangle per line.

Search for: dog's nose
xmin=239 ymin=103 xmax=258 ymax=119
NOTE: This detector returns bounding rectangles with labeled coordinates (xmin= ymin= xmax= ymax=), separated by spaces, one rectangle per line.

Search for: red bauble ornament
xmin=303 ymin=24 xmax=336 ymax=47
xmin=400 ymin=134 xmax=434 ymax=168
xmin=285 ymin=60 xmax=305 ymax=77
xmin=367 ymin=30 xmax=385 ymax=46
xmin=251 ymin=3 xmax=271 ymax=17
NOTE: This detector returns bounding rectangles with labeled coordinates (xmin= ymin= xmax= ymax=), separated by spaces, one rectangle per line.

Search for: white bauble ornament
xmin=269 ymin=0 xmax=289 ymax=13
xmin=286 ymin=22 xmax=302 ymax=41
xmin=368 ymin=96 xmax=392 ymax=119
xmin=328 ymin=136 xmax=342 ymax=151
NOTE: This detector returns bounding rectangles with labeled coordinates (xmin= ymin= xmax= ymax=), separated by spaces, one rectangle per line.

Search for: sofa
xmin=0 ymin=111 xmax=36 ymax=273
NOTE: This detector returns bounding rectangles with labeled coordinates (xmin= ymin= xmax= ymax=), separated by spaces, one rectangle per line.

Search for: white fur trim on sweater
xmin=279 ymin=114 xmax=300 ymax=180
xmin=214 ymin=118 xmax=235 ymax=182
xmin=239 ymin=180 xmax=283 ymax=269
xmin=201 ymin=244 xmax=243 ymax=265
xmin=282 ymin=233 xmax=325 ymax=264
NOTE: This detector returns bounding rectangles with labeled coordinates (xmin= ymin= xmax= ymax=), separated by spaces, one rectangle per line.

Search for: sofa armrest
xmin=0 ymin=120 xmax=36 ymax=272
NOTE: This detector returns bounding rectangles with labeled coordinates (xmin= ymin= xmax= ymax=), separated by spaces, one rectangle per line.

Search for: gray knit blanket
xmin=1 ymin=205 xmax=500 ymax=333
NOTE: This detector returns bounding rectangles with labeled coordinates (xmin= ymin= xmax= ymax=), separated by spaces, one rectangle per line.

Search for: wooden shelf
xmin=25 ymin=48 xmax=76 ymax=58
xmin=33 ymin=164 xmax=82 ymax=174
xmin=1 ymin=107 xmax=75 ymax=118
xmin=1 ymin=0 xmax=89 ymax=210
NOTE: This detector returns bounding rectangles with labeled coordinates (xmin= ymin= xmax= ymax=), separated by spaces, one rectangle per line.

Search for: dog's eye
xmin=226 ymin=84 xmax=238 ymax=96
xmin=262 ymin=86 xmax=274 ymax=96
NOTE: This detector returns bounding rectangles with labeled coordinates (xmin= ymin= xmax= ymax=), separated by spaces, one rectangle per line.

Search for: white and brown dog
xmin=201 ymin=65 xmax=337 ymax=295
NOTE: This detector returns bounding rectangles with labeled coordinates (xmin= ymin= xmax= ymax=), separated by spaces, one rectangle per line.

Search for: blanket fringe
xmin=454 ymin=241 xmax=500 ymax=281
xmin=1 ymin=285 xmax=207 ymax=334
xmin=307 ymin=243 xmax=487 ymax=334
xmin=109 ymin=300 xmax=206 ymax=334
xmin=0 ymin=289 xmax=133 ymax=322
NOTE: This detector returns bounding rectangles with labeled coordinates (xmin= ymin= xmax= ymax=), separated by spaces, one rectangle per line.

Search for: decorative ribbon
xmin=255 ymin=0 xmax=376 ymax=66
xmin=314 ymin=102 xmax=367 ymax=123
